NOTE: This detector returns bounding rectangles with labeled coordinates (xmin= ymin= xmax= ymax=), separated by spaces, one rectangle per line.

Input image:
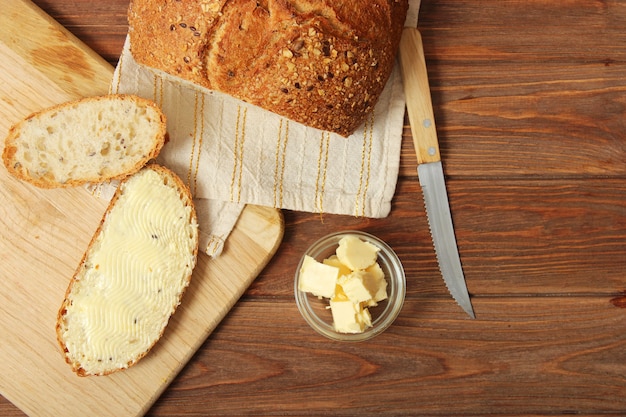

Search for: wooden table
xmin=2 ymin=1 xmax=626 ymax=415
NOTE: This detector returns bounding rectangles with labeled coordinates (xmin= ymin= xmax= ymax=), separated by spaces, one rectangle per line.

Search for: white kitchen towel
xmin=108 ymin=3 xmax=419 ymax=257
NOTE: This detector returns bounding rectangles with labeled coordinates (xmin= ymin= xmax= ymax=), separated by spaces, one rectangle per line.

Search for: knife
xmin=398 ymin=26 xmax=475 ymax=319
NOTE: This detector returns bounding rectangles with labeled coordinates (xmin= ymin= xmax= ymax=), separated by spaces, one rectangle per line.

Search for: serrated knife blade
xmin=419 ymin=162 xmax=475 ymax=318
xmin=399 ymin=27 xmax=475 ymax=318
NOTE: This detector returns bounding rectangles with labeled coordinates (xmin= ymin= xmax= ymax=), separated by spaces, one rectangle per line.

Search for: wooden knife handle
xmin=399 ymin=27 xmax=441 ymax=164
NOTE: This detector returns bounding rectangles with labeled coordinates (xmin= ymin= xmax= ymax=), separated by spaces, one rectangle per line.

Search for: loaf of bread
xmin=127 ymin=0 xmax=408 ymax=137
xmin=56 ymin=164 xmax=199 ymax=376
xmin=2 ymin=94 xmax=166 ymax=188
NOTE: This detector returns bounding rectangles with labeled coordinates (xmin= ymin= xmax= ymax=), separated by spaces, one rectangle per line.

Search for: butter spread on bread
xmin=2 ymin=94 xmax=166 ymax=188
xmin=127 ymin=0 xmax=409 ymax=137
xmin=56 ymin=164 xmax=198 ymax=376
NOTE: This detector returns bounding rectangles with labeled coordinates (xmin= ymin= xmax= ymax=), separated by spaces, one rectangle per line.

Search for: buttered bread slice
xmin=3 ymin=94 xmax=166 ymax=188
xmin=56 ymin=164 xmax=198 ymax=376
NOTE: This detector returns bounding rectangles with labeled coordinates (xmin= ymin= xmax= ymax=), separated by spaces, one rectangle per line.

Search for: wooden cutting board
xmin=0 ymin=1 xmax=284 ymax=416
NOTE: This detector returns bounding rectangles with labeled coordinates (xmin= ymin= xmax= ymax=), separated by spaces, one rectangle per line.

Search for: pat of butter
xmin=338 ymin=271 xmax=380 ymax=304
xmin=298 ymin=255 xmax=339 ymax=298
xmin=336 ymin=235 xmax=380 ymax=270
xmin=329 ymin=299 xmax=372 ymax=334
xmin=366 ymin=262 xmax=388 ymax=306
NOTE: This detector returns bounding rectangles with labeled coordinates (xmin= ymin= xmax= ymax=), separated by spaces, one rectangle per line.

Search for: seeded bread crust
xmin=56 ymin=163 xmax=199 ymax=377
xmin=2 ymin=94 xmax=166 ymax=188
xmin=127 ymin=0 xmax=408 ymax=137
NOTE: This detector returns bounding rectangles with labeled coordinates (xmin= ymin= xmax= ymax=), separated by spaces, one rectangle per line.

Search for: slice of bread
xmin=3 ymin=94 xmax=166 ymax=188
xmin=56 ymin=164 xmax=199 ymax=376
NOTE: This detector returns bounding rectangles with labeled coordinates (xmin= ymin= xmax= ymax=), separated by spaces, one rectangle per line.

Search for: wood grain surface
xmin=2 ymin=0 xmax=626 ymax=416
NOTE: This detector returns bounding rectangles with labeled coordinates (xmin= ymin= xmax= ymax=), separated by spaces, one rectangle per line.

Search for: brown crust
xmin=127 ymin=0 xmax=408 ymax=137
xmin=2 ymin=94 xmax=167 ymax=188
xmin=55 ymin=163 xmax=199 ymax=376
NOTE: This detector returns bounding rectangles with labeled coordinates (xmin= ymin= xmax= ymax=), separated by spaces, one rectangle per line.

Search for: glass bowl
xmin=294 ymin=230 xmax=406 ymax=341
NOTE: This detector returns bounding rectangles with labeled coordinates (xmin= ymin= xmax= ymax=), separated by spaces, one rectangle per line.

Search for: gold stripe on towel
xmin=187 ymin=91 xmax=200 ymax=192
xmin=273 ymin=119 xmax=289 ymax=208
xmin=152 ymin=73 xmax=164 ymax=107
xmin=314 ymin=131 xmax=330 ymax=214
xmin=354 ymin=113 xmax=375 ymax=217
xmin=192 ymin=93 xmax=205 ymax=194
xmin=230 ymin=105 xmax=248 ymax=203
